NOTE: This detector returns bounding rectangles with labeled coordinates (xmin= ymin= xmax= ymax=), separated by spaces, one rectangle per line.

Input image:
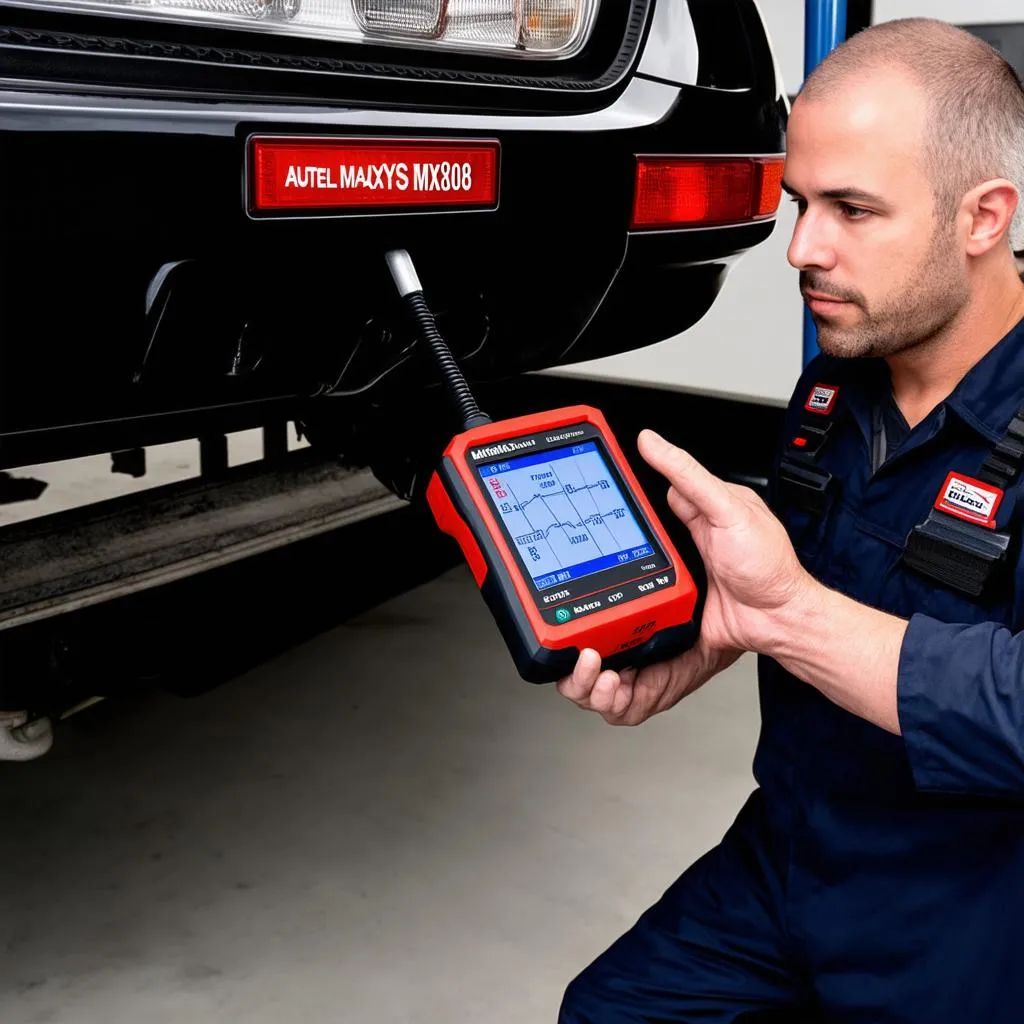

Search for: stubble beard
xmin=807 ymin=234 xmax=969 ymax=361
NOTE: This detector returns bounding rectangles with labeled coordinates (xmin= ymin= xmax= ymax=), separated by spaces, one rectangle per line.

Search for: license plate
xmin=247 ymin=136 xmax=500 ymax=216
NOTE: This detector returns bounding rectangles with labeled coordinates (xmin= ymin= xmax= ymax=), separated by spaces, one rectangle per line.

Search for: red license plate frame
xmin=246 ymin=135 xmax=501 ymax=218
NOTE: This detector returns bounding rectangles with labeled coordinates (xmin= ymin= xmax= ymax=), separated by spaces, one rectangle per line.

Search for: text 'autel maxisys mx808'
xmin=386 ymin=249 xmax=700 ymax=684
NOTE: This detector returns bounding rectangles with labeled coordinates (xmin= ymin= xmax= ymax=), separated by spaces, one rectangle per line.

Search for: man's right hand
xmin=556 ymin=640 xmax=741 ymax=726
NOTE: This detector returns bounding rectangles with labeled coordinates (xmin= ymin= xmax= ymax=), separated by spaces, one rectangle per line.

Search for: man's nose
xmin=787 ymin=209 xmax=838 ymax=271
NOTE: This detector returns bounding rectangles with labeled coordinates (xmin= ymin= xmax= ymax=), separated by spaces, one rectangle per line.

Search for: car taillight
xmin=630 ymin=157 xmax=786 ymax=230
xmin=10 ymin=0 xmax=600 ymax=56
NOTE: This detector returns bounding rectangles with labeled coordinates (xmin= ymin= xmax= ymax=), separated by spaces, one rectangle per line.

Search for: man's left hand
xmin=558 ymin=430 xmax=905 ymax=736
xmin=637 ymin=429 xmax=814 ymax=655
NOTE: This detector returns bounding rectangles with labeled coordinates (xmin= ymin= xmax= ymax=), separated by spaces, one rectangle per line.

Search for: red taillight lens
xmin=630 ymin=156 xmax=785 ymax=230
xmin=755 ymin=158 xmax=785 ymax=216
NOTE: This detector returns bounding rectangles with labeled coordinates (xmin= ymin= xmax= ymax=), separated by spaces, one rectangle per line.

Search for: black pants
xmin=557 ymin=792 xmax=817 ymax=1023
xmin=557 ymin=784 xmax=1024 ymax=1023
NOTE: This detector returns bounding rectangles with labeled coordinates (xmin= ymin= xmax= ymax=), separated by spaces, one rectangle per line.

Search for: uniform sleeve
xmin=898 ymin=613 xmax=1024 ymax=796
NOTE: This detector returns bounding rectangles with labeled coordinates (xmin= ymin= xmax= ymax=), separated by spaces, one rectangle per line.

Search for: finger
xmin=638 ymin=430 xmax=738 ymax=529
xmin=667 ymin=486 xmax=701 ymax=526
xmin=608 ymin=675 xmax=635 ymax=719
xmin=588 ymin=669 xmax=623 ymax=715
xmin=557 ymin=648 xmax=602 ymax=704
xmin=611 ymin=666 xmax=648 ymax=721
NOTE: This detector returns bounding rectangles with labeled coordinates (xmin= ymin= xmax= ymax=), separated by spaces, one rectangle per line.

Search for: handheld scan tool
xmin=386 ymin=250 xmax=700 ymax=683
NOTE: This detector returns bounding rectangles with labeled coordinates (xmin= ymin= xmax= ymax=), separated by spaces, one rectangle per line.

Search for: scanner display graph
xmin=477 ymin=441 xmax=654 ymax=589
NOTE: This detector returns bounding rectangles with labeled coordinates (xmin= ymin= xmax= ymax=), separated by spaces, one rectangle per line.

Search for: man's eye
xmin=840 ymin=203 xmax=870 ymax=220
xmin=788 ymin=195 xmax=807 ymax=214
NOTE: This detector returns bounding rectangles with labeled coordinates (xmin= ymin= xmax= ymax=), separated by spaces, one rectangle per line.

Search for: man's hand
xmin=636 ymin=429 xmax=814 ymax=654
xmin=557 ymin=640 xmax=741 ymax=726
xmin=557 ymin=429 xmax=814 ymax=725
xmin=559 ymin=430 xmax=906 ymax=735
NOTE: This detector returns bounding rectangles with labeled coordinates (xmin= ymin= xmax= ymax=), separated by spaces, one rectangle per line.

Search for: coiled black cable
xmin=385 ymin=249 xmax=491 ymax=431
xmin=403 ymin=291 xmax=490 ymax=430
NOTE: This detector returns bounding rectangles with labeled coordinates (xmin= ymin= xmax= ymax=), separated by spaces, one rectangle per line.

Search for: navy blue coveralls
xmin=559 ymin=315 xmax=1024 ymax=1023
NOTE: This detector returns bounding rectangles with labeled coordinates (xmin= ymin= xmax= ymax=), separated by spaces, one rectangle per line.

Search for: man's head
xmin=785 ymin=18 xmax=1024 ymax=359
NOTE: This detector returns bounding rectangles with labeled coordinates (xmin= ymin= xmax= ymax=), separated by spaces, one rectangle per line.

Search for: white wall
xmin=875 ymin=0 xmax=1022 ymax=23
xmin=549 ymin=0 xmax=1019 ymax=408
xmin=550 ymin=0 xmax=807 ymax=408
xmin=550 ymin=202 xmax=804 ymax=407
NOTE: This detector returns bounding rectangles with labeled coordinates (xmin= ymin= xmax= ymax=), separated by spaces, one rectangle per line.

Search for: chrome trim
xmin=0 ymin=73 xmax=681 ymax=136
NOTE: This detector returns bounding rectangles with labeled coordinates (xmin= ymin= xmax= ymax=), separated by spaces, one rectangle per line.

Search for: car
xmin=0 ymin=0 xmax=787 ymax=475
xmin=0 ymin=0 xmax=788 ymax=745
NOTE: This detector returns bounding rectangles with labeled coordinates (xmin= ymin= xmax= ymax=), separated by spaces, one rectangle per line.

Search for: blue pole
xmin=801 ymin=0 xmax=847 ymax=367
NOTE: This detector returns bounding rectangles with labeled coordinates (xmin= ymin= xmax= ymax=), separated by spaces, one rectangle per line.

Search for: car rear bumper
xmin=0 ymin=59 xmax=786 ymax=467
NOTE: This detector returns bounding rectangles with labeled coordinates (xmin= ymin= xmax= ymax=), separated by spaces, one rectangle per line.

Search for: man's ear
xmin=962 ymin=178 xmax=1020 ymax=257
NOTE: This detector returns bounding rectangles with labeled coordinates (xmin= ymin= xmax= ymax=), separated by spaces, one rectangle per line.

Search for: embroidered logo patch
xmin=804 ymin=384 xmax=839 ymax=415
xmin=935 ymin=472 xmax=1003 ymax=529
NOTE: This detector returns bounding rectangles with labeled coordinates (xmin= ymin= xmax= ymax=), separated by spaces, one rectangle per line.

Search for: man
xmin=557 ymin=18 xmax=1024 ymax=1023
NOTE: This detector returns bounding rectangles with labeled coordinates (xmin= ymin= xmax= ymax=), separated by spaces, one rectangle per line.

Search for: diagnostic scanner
xmin=385 ymin=250 xmax=700 ymax=683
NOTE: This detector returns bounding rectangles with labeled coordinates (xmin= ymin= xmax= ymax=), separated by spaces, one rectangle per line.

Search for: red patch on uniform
xmin=934 ymin=472 xmax=1003 ymax=529
xmin=804 ymin=384 xmax=839 ymax=415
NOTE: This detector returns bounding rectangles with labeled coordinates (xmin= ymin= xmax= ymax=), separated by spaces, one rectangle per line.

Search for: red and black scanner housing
xmin=426 ymin=404 xmax=700 ymax=683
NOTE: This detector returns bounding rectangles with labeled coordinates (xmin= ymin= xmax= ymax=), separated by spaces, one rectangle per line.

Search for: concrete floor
xmin=0 ymin=567 xmax=761 ymax=1024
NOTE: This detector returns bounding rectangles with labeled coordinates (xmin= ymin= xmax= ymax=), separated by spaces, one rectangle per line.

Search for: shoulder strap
xmin=902 ymin=407 xmax=1024 ymax=599
xmin=777 ymin=382 xmax=841 ymax=513
xmin=976 ymin=409 xmax=1024 ymax=490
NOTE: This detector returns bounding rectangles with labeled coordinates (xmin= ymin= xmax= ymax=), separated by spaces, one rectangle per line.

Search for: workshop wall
xmin=552 ymin=0 xmax=1021 ymax=408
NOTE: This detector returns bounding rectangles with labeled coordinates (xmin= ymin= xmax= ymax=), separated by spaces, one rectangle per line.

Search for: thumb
xmin=637 ymin=430 xmax=738 ymax=530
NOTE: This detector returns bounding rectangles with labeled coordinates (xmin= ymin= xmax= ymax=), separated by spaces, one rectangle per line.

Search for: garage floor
xmin=0 ymin=566 xmax=762 ymax=1024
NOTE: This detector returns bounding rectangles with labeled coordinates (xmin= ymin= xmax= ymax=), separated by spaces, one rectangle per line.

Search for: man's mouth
xmin=802 ymin=289 xmax=853 ymax=312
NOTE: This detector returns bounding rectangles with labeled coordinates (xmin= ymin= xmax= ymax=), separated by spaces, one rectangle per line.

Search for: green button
xmin=555 ymin=608 xmax=572 ymax=624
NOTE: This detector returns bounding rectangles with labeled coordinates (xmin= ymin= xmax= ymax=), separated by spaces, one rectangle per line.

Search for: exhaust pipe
xmin=0 ymin=711 xmax=53 ymax=761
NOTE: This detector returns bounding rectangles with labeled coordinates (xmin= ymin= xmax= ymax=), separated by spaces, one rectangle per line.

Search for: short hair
xmin=798 ymin=18 xmax=1024 ymax=252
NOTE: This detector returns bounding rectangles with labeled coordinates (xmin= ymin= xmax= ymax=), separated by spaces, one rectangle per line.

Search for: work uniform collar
xmin=830 ymin=313 xmax=1024 ymax=448
xmin=944 ymin=313 xmax=1024 ymax=441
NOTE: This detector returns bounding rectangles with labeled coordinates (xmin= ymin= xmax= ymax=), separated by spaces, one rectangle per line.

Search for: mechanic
xmin=556 ymin=18 xmax=1024 ymax=1024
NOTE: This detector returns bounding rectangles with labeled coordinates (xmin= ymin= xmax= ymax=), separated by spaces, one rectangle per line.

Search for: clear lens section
xmin=13 ymin=0 xmax=597 ymax=55
xmin=444 ymin=0 xmax=518 ymax=49
xmin=138 ymin=0 xmax=299 ymax=19
xmin=353 ymin=0 xmax=444 ymax=38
